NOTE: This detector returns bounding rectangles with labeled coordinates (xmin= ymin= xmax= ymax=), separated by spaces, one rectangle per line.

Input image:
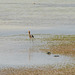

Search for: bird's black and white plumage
xmin=32 ymin=35 xmax=34 ymax=38
xmin=28 ymin=31 xmax=34 ymax=38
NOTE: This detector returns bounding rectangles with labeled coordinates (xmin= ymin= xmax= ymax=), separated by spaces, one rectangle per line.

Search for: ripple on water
xmin=0 ymin=34 xmax=75 ymax=69
xmin=0 ymin=52 xmax=74 ymax=69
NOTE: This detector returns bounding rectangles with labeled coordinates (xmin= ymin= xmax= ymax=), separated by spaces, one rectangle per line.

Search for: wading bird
xmin=28 ymin=31 xmax=34 ymax=38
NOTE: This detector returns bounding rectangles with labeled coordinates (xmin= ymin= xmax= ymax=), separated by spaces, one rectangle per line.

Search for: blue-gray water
xmin=0 ymin=0 xmax=75 ymax=68
xmin=0 ymin=34 xmax=75 ymax=68
xmin=0 ymin=1 xmax=75 ymax=36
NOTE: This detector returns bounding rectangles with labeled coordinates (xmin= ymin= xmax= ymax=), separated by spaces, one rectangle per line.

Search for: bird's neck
xmin=29 ymin=33 xmax=31 ymax=38
xmin=29 ymin=33 xmax=30 ymax=35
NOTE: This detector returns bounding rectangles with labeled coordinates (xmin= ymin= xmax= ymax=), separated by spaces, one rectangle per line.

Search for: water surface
xmin=0 ymin=0 xmax=75 ymax=68
xmin=0 ymin=34 xmax=75 ymax=68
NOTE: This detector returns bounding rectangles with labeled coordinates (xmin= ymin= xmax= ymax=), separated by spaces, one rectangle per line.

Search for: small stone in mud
xmin=47 ymin=52 xmax=51 ymax=55
xmin=54 ymin=55 xmax=59 ymax=57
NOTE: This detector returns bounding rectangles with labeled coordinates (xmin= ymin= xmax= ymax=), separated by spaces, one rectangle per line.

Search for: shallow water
xmin=0 ymin=0 xmax=75 ymax=68
xmin=0 ymin=34 xmax=75 ymax=68
xmin=0 ymin=52 xmax=74 ymax=68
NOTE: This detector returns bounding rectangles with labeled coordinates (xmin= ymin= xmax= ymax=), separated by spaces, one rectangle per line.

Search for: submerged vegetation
xmin=40 ymin=35 xmax=75 ymax=56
